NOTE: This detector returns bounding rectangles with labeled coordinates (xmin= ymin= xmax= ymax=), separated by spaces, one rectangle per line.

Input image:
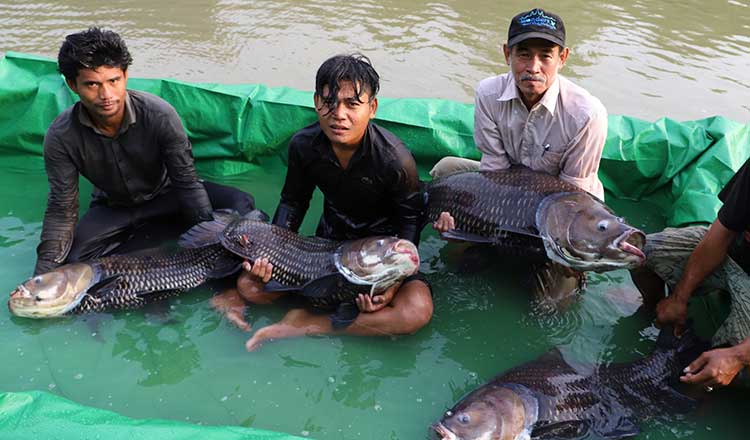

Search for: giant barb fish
xmin=8 ymin=243 xmax=240 ymax=318
xmin=425 ymin=168 xmax=646 ymax=273
xmin=431 ymin=326 xmax=707 ymax=440
xmin=178 ymin=212 xmax=420 ymax=328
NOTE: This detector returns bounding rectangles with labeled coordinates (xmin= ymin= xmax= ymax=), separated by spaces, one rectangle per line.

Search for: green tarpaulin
xmin=0 ymin=391 xmax=303 ymax=440
xmin=0 ymin=51 xmax=748 ymax=438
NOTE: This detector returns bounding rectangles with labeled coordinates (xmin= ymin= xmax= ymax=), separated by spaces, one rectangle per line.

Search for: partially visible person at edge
xmin=431 ymin=8 xmax=608 ymax=233
xmin=212 ymin=54 xmax=433 ymax=351
xmin=632 ymin=158 xmax=750 ymax=389
xmin=34 ymin=27 xmax=255 ymax=275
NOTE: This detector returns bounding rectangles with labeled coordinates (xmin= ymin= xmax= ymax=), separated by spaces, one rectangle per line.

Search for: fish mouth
xmin=430 ymin=422 xmax=457 ymax=440
xmin=614 ymin=229 xmax=646 ymax=262
xmin=394 ymin=239 xmax=420 ymax=268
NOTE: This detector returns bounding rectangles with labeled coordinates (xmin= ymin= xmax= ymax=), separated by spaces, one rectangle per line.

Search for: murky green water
xmin=1 ymin=1 xmax=749 ymax=439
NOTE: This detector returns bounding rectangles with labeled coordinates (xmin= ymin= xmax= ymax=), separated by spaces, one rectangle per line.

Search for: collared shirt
xmin=272 ymin=122 xmax=423 ymax=245
xmin=474 ymin=72 xmax=607 ymax=199
xmin=37 ymin=90 xmax=212 ymax=268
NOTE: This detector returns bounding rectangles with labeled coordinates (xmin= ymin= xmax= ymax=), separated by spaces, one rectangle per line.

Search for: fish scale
xmin=219 ymin=220 xmax=375 ymax=309
xmin=425 ymin=168 xmax=583 ymax=258
xmin=68 ymin=244 xmax=233 ymax=314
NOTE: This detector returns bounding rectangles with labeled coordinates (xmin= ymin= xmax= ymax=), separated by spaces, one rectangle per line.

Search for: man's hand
xmin=681 ymin=339 xmax=750 ymax=388
xmin=243 ymin=258 xmax=273 ymax=283
xmin=355 ymin=283 xmax=399 ymax=313
xmin=655 ymin=295 xmax=688 ymax=335
xmin=432 ymin=211 xmax=455 ymax=234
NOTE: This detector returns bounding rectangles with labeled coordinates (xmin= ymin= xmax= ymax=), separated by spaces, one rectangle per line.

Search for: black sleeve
xmin=718 ymin=159 xmax=750 ymax=232
xmin=272 ymin=138 xmax=316 ymax=232
xmin=389 ymin=147 xmax=424 ymax=245
xmin=35 ymin=135 xmax=79 ymax=275
xmin=158 ymin=106 xmax=213 ymax=225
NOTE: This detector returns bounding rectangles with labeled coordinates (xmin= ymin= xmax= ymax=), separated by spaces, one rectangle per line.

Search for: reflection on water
xmin=0 ymin=0 xmax=748 ymax=121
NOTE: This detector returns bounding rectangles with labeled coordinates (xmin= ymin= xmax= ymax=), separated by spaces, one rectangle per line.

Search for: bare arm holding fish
xmin=656 ymin=219 xmax=737 ymax=334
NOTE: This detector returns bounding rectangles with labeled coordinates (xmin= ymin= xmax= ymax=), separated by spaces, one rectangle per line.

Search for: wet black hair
xmin=314 ymin=54 xmax=380 ymax=111
xmin=57 ymin=27 xmax=133 ymax=82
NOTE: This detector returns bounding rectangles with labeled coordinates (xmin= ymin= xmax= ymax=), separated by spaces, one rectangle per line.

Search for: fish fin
xmin=206 ymin=251 xmax=242 ymax=278
xmin=263 ymin=280 xmax=301 ymax=293
xmin=595 ymin=417 xmax=640 ymax=439
xmin=330 ymin=302 xmax=360 ymax=330
xmin=242 ymin=209 xmax=270 ymax=222
xmin=441 ymin=229 xmax=496 ymax=244
xmin=178 ymin=211 xmax=241 ymax=248
xmin=87 ymin=276 xmax=121 ymax=298
xmin=654 ymin=386 xmax=697 ymax=414
xmin=531 ymin=420 xmax=591 ymax=439
xmin=535 ymin=347 xmax=566 ymax=363
xmin=300 ymin=273 xmax=351 ymax=298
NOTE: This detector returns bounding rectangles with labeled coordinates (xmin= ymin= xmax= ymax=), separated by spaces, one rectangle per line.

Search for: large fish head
xmin=536 ymin=192 xmax=646 ymax=272
xmin=8 ymin=263 xmax=95 ymax=318
xmin=335 ymin=237 xmax=419 ymax=291
xmin=431 ymin=386 xmax=535 ymax=440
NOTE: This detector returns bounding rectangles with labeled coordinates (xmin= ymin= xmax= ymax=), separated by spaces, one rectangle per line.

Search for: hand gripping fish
xmin=425 ymin=168 xmax=646 ymax=273
xmin=432 ymin=325 xmax=708 ymax=440
xmin=178 ymin=212 xmax=420 ymax=328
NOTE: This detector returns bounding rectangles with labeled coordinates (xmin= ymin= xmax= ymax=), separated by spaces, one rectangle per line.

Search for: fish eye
xmin=34 ymin=277 xmax=42 ymax=284
xmin=458 ymin=413 xmax=471 ymax=424
xmin=597 ymin=220 xmax=609 ymax=232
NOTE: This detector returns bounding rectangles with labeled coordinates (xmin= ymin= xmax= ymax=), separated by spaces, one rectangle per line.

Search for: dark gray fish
xmin=426 ymin=168 xmax=646 ymax=272
xmin=8 ymin=244 xmax=239 ymax=318
xmin=432 ymin=327 xmax=705 ymax=440
xmin=178 ymin=214 xmax=419 ymax=328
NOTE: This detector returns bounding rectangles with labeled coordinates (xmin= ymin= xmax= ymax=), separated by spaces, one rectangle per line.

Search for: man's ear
xmin=503 ymin=44 xmax=511 ymax=65
xmin=558 ymin=47 xmax=570 ymax=68
xmin=313 ymin=93 xmax=322 ymax=110
xmin=369 ymin=97 xmax=378 ymax=119
xmin=65 ymin=77 xmax=78 ymax=94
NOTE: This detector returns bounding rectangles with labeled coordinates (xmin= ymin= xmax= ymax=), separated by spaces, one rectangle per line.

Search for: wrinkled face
xmin=335 ymin=237 xmax=419 ymax=290
xmin=537 ymin=193 xmax=646 ymax=272
xmin=503 ymin=39 xmax=568 ymax=108
xmin=432 ymin=388 xmax=528 ymax=440
xmin=314 ymin=80 xmax=378 ymax=150
xmin=67 ymin=66 xmax=128 ymax=123
xmin=8 ymin=263 xmax=94 ymax=318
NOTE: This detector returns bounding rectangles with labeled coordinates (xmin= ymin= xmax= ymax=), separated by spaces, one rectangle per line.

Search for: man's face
xmin=66 ymin=65 xmax=128 ymax=122
xmin=504 ymin=39 xmax=569 ymax=107
xmin=314 ymin=80 xmax=378 ymax=149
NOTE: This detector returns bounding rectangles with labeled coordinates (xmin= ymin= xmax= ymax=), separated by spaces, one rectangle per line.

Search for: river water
xmin=1 ymin=0 xmax=749 ymax=122
xmin=1 ymin=1 xmax=750 ymax=440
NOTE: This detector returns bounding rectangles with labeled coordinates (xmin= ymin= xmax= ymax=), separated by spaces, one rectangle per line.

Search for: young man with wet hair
xmin=432 ymin=8 xmax=608 ymax=232
xmin=213 ymin=54 xmax=433 ymax=350
xmin=633 ymin=158 xmax=750 ymax=389
xmin=35 ymin=27 xmax=255 ymax=275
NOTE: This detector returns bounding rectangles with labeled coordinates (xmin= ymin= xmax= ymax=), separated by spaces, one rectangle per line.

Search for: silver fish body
xmin=432 ymin=328 xmax=704 ymax=440
xmin=426 ymin=168 xmax=646 ymax=272
xmin=9 ymin=244 xmax=237 ymax=318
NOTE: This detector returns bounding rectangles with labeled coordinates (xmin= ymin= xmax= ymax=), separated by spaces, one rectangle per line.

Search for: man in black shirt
xmin=35 ymin=28 xmax=254 ymax=275
xmin=213 ymin=54 xmax=432 ymax=350
xmin=633 ymin=158 xmax=750 ymax=388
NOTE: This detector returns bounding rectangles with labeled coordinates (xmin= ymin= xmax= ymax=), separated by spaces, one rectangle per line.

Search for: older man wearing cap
xmin=432 ymin=8 xmax=608 ymax=233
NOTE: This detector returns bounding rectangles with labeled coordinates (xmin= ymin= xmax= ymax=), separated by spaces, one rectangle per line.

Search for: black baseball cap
xmin=507 ymin=8 xmax=565 ymax=48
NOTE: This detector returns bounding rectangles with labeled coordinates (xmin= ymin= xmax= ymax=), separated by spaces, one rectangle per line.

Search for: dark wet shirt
xmin=272 ymin=122 xmax=423 ymax=244
xmin=36 ymin=90 xmax=212 ymax=272
xmin=718 ymin=158 xmax=750 ymax=272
